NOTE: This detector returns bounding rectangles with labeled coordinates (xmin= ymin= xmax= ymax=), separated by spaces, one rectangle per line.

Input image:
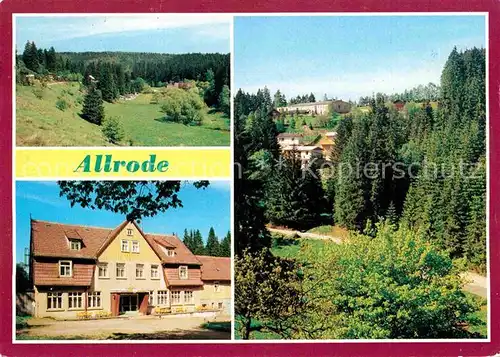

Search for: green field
xmin=16 ymin=82 xmax=230 ymax=147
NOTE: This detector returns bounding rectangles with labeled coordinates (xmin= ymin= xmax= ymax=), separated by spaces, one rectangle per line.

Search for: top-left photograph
xmin=14 ymin=15 xmax=231 ymax=147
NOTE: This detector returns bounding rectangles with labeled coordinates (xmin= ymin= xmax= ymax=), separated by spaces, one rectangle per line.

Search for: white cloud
xmin=20 ymin=14 xmax=231 ymax=41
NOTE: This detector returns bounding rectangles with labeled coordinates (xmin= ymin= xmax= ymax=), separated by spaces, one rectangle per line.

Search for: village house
xmin=277 ymin=100 xmax=351 ymax=116
xmin=29 ymin=219 xmax=231 ymax=319
xmin=393 ymin=99 xmax=406 ymax=111
xmin=318 ymin=131 xmax=337 ymax=158
xmin=282 ymin=145 xmax=324 ymax=164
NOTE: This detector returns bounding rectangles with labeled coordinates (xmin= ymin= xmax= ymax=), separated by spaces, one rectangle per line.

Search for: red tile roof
xmin=31 ymin=219 xmax=201 ymax=265
xmin=196 ymin=255 xmax=231 ymax=281
xmin=163 ymin=266 xmax=203 ymax=287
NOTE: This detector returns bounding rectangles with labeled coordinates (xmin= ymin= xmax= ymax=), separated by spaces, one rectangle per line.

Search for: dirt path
xmin=462 ymin=272 xmax=488 ymax=299
xmin=19 ymin=315 xmax=230 ymax=340
xmin=269 ymin=227 xmax=487 ymax=298
xmin=268 ymin=227 xmax=343 ymax=244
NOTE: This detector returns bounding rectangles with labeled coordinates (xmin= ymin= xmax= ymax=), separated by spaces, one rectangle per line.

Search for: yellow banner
xmin=16 ymin=148 xmax=230 ymax=178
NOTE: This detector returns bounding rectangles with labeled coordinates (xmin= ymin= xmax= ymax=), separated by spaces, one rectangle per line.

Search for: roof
xmin=33 ymin=260 xmax=94 ymax=286
xmin=319 ymin=137 xmax=335 ymax=146
xmin=196 ymin=255 xmax=231 ymax=281
xmin=31 ymin=219 xmax=200 ymax=265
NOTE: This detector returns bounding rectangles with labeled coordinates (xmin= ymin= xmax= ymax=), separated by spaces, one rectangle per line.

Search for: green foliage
xmin=220 ymin=231 xmax=231 ymax=257
xmin=296 ymin=222 xmax=481 ymax=339
xmin=81 ymin=85 xmax=105 ymax=125
xmin=22 ymin=41 xmax=39 ymax=72
xmin=235 ymin=249 xmax=304 ymax=339
xmin=205 ymin=227 xmax=221 ymax=256
xmin=55 ymin=99 xmax=68 ymax=111
xmin=101 ymin=116 xmax=125 ymax=144
xmin=160 ymin=88 xmax=205 ymax=125
xmin=265 ymin=151 xmax=329 ymax=230
xmin=218 ymin=85 xmax=230 ymax=116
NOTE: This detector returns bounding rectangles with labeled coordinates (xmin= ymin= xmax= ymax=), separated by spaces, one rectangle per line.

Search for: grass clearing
xmin=307 ymin=225 xmax=350 ymax=240
xmin=16 ymin=82 xmax=230 ymax=146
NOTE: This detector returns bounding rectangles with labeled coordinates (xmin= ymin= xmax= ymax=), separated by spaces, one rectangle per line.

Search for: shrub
xmin=102 ymin=116 xmax=125 ymax=144
xmin=160 ymin=87 xmax=205 ymax=126
xmin=55 ymin=99 xmax=68 ymax=111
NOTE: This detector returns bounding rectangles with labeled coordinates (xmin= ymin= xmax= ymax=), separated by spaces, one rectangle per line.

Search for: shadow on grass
xmin=108 ymin=329 xmax=230 ymax=340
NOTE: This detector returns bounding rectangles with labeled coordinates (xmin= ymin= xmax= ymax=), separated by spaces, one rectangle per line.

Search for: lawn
xmin=307 ymin=225 xmax=350 ymax=240
xmin=16 ymin=82 xmax=230 ymax=147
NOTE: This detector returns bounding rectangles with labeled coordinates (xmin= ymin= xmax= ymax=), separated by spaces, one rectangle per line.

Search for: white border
xmin=12 ymin=12 xmax=490 ymax=344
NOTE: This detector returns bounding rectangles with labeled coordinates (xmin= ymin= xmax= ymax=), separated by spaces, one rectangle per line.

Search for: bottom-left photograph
xmin=14 ymin=180 xmax=231 ymax=341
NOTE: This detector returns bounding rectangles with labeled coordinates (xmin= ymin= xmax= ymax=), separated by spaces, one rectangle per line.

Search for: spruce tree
xmin=191 ymin=229 xmax=205 ymax=255
xmin=205 ymin=227 xmax=221 ymax=256
xmin=22 ymin=41 xmax=39 ymax=72
xmin=220 ymin=231 xmax=231 ymax=257
xmin=81 ymin=85 xmax=105 ymax=125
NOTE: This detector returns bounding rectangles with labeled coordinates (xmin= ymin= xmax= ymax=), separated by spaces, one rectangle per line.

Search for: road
xmin=268 ymin=227 xmax=343 ymax=244
xmin=268 ymin=226 xmax=488 ymax=298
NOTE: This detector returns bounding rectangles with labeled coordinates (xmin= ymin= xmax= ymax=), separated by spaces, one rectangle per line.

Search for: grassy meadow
xmin=16 ymin=82 xmax=230 ymax=147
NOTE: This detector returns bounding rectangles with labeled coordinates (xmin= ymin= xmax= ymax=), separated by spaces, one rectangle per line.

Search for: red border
xmin=1 ymin=1 xmax=499 ymax=356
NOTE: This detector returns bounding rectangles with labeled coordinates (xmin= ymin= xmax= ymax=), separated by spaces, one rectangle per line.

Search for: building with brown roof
xmin=29 ymin=219 xmax=231 ymax=318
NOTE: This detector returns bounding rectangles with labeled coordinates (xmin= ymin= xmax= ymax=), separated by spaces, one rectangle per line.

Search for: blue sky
xmin=16 ymin=15 xmax=230 ymax=53
xmin=15 ymin=181 xmax=230 ymax=263
xmin=234 ymin=15 xmax=486 ymax=100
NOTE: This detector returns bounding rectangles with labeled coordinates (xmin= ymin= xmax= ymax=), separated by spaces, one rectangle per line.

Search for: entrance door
xmin=119 ymin=294 xmax=138 ymax=313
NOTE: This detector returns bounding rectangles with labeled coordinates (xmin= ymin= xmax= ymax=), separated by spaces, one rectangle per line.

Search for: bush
xmin=102 ymin=116 xmax=125 ymax=144
xmin=160 ymin=87 xmax=205 ymax=126
xmin=55 ymin=99 xmax=68 ymax=111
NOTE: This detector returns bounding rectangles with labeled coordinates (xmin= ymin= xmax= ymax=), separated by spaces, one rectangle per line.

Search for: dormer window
xmin=69 ymin=239 xmax=81 ymax=251
xmin=179 ymin=266 xmax=188 ymax=280
xmin=163 ymin=247 xmax=175 ymax=257
xmin=127 ymin=229 xmax=133 ymax=236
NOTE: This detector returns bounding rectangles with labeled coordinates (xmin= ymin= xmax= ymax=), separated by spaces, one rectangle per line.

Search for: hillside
xmin=16 ymin=82 xmax=230 ymax=147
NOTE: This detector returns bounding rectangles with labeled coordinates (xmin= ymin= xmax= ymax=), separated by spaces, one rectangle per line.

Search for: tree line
xmin=182 ymin=227 xmax=231 ymax=257
xmin=234 ymin=46 xmax=486 ymax=339
xmin=358 ymin=82 xmax=441 ymax=106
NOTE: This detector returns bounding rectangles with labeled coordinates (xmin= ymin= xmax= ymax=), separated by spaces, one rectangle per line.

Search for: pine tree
xmin=183 ymin=229 xmax=194 ymax=251
xmin=191 ymin=229 xmax=205 ymax=255
xmin=205 ymin=227 xmax=221 ymax=256
xmin=22 ymin=41 xmax=39 ymax=72
xmin=81 ymin=85 xmax=105 ymax=125
xmin=220 ymin=231 xmax=231 ymax=257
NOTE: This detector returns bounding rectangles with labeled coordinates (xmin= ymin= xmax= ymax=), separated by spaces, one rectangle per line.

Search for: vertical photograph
xmin=15 ymin=180 xmax=231 ymax=340
xmin=233 ymin=15 xmax=487 ymax=339
xmin=15 ymin=15 xmax=231 ymax=147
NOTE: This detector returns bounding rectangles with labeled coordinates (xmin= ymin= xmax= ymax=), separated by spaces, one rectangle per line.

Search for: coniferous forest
xmin=234 ymin=47 xmax=487 ymax=339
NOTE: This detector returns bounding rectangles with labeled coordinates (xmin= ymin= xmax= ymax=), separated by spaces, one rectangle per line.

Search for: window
xmin=70 ymin=240 xmax=81 ymax=251
xmin=98 ymin=263 xmax=108 ymax=278
xmin=47 ymin=292 xmax=62 ymax=310
xmin=132 ymin=241 xmax=140 ymax=253
xmin=68 ymin=292 xmax=83 ymax=309
xmin=148 ymin=291 xmax=155 ymax=305
xmin=157 ymin=290 xmax=168 ymax=305
xmin=59 ymin=260 xmax=72 ymax=277
xmin=135 ymin=264 xmax=144 ymax=279
xmin=150 ymin=264 xmax=159 ymax=279
xmin=184 ymin=291 xmax=193 ymax=304
xmin=214 ymin=281 xmax=220 ymax=293
xmin=88 ymin=292 xmax=101 ymax=308
xmin=218 ymin=302 xmax=223 ymax=310
xmin=165 ymin=248 xmax=175 ymax=257
xmin=127 ymin=228 xmax=133 ymax=236
xmin=179 ymin=266 xmax=188 ymax=280
xmin=171 ymin=291 xmax=181 ymax=304
xmin=121 ymin=240 xmax=129 ymax=252
xmin=116 ymin=263 xmax=126 ymax=278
